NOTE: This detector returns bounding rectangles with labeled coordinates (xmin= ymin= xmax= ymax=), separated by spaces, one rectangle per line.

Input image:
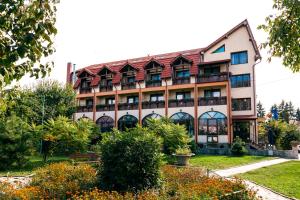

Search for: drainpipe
xmin=252 ymin=58 xmax=262 ymax=143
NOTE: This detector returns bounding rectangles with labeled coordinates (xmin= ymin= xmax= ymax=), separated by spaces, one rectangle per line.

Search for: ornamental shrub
xmin=231 ymin=137 xmax=248 ymax=156
xmin=147 ymin=118 xmax=190 ymax=154
xmin=99 ymin=126 xmax=162 ymax=192
xmin=30 ymin=162 xmax=97 ymax=199
xmin=280 ymin=129 xmax=300 ymax=150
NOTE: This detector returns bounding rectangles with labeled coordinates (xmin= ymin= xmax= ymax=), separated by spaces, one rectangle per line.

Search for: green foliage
xmin=265 ymin=120 xmax=287 ymax=147
xmin=0 ymin=115 xmax=32 ymax=170
xmin=257 ymin=101 xmax=266 ymax=118
xmin=31 ymin=162 xmax=97 ymax=199
xmin=175 ymin=147 xmax=191 ymax=155
xmin=38 ymin=116 xmax=93 ymax=161
xmin=0 ymin=0 xmax=58 ymax=87
xmin=231 ymin=137 xmax=248 ymax=156
xmin=296 ymin=108 xmax=300 ymax=121
xmin=258 ymin=0 xmax=300 ymax=72
xmin=99 ymin=126 xmax=162 ymax=192
xmin=8 ymin=80 xmax=76 ymax=125
xmin=280 ymin=126 xmax=300 ymax=150
xmin=147 ymin=118 xmax=190 ymax=154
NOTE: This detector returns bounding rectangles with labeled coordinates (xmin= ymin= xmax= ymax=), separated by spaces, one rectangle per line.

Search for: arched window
xmin=96 ymin=116 xmax=114 ymax=133
xmin=170 ymin=112 xmax=194 ymax=136
xmin=142 ymin=113 xmax=162 ymax=126
xmin=199 ymin=111 xmax=227 ymax=135
xmin=118 ymin=115 xmax=138 ymax=131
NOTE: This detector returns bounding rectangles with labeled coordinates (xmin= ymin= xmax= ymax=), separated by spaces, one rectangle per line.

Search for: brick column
xmin=165 ymin=80 xmax=168 ymax=117
xmin=114 ymin=87 xmax=118 ymax=128
xmin=138 ymin=83 xmax=142 ymax=125
xmin=194 ymin=84 xmax=198 ymax=143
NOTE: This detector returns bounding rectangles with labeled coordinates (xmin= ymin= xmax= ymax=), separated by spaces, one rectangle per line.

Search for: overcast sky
xmin=20 ymin=0 xmax=300 ymax=111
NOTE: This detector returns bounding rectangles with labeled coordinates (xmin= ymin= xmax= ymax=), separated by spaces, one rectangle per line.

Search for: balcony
xmin=142 ymin=101 xmax=165 ymax=109
xmin=79 ymin=87 xmax=92 ymax=94
xmin=96 ymin=104 xmax=115 ymax=111
xmin=172 ymin=77 xmax=190 ymax=85
xmin=99 ymin=85 xmax=113 ymax=92
xmin=198 ymin=97 xmax=227 ymax=106
xmin=168 ymin=98 xmax=194 ymax=107
xmin=77 ymin=105 xmax=93 ymax=112
xmin=197 ymin=72 xmax=229 ymax=83
xmin=145 ymin=80 xmax=162 ymax=88
xmin=118 ymin=102 xmax=139 ymax=110
xmin=121 ymin=82 xmax=136 ymax=90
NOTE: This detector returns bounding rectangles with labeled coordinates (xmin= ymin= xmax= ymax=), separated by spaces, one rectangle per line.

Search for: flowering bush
xmin=30 ymin=162 xmax=97 ymax=199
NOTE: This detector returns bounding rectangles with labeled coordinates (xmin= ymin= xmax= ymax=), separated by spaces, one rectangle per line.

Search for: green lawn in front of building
xmin=239 ymin=161 xmax=300 ymax=199
xmin=189 ymin=155 xmax=274 ymax=170
xmin=0 ymin=155 xmax=70 ymax=176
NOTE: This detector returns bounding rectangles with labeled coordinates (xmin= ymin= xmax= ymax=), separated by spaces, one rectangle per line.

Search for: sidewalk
xmin=214 ymin=158 xmax=289 ymax=177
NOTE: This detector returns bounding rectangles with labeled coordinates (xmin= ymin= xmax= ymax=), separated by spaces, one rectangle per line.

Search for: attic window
xmin=212 ymin=45 xmax=225 ymax=54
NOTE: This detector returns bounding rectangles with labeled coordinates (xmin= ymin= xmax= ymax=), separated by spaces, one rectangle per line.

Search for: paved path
xmin=214 ymin=158 xmax=289 ymax=177
xmin=214 ymin=158 xmax=293 ymax=200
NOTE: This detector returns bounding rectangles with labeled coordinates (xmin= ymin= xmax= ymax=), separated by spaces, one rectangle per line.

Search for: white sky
xmin=20 ymin=0 xmax=300 ymax=111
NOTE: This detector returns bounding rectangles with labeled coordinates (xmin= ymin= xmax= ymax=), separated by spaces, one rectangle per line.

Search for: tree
xmin=296 ymin=108 xmax=300 ymax=121
xmin=0 ymin=114 xmax=32 ymax=170
xmin=257 ymin=101 xmax=266 ymax=117
xmin=37 ymin=116 xmax=92 ymax=162
xmin=258 ymin=0 xmax=300 ymax=72
xmin=7 ymin=80 xmax=76 ymax=125
xmin=0 ymin=0 xmax=59 ymax=87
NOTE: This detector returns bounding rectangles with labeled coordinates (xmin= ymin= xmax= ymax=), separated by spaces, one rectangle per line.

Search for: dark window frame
xmin=231 ymin=51 xmax=248 ymax=65
xmin=232 ymin=98 xmax=251 ymax=111
xmin=230 ymin=74 xmax=251 ymax=88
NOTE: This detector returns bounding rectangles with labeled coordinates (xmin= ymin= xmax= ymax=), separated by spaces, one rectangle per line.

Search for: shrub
xmin=147 ymin=118 xmax=190 ymax=154
xmin=280 ymin=129 xmax=300 ymax=150
xmin=30 ymin=162 xmax=97 ymax=199
xmin=0 ymin=115 xmax=32 ymax=170
xmin=99 ymin=126 xmax=162 ymax=192
xmin=175 ymin=147 xmax=191 ymax=155
xmin=231 ymin=137 xmax=248 ymax=156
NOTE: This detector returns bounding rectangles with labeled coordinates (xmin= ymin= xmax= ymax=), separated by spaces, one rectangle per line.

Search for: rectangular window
xmin=176 ymin=70 xmax=190 ymax=78
xmin=231 ymin=51 xmax=248 ymax=65
xmin=207 ymin=136 xmax=218 ymax=143
xmin=150 ymin=94 xmax=164 ymax=102
xmin=230 ymin=74 xmax=251 ymax=88
xmin=106 ymin=98 xmax=115 ymax=105
xmin=127 ymin=77 xmax=135 ymax=83
xmin=232 ymin=98 xmax=251 ymax=111
xmin=176 ymin=92 xmax=191 ymax=100
xmin=204 ymin=89 xmax=221 ymax=98
xmin=127 ymin=96 xmax=138 ymax=104
xmin=86 ymin=99 xmax=93 ymax=106
xmin=151 ymin=74 xmax=161 ymax=81
xmin=203 ymin=66 xmax=220 ymax=75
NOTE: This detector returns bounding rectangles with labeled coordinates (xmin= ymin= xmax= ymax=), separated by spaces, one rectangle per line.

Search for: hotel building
xmin=67 ymin=19 xmax=261 ymax=148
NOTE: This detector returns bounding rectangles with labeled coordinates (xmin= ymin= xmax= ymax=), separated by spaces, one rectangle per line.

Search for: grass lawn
xmin=189 ymin=155 xmax=274 ymax=170
xmin=0 ymin=155 xmax=70 ymax=176
xmin=239 ymin=161 xmax=300 ymax=199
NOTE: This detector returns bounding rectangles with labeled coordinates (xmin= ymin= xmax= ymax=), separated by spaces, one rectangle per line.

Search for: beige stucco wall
xmin=162 ymin=79 xmax=172 ymax=86
xmin=74 ymin=112 xmax=93 ymax=120
xmin=95 ymin=111 xmax=115 ymax=121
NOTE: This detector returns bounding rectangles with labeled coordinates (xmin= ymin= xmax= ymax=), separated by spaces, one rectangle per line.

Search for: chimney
xmin=66 ymin=62 xmax=72 ymax=84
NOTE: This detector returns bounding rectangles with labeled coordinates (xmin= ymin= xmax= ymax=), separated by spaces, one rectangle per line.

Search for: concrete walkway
xmin=214 ymin=158 xmax=293 ymax=200
xmin=214 ymin=158 xmax=289 ymax=177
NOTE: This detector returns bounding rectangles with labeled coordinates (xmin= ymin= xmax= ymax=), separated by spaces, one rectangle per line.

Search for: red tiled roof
xmin=73 ymin=19 xmax=261 ymax=85
xmin=90 ymin=75 xmax=100 ymax=87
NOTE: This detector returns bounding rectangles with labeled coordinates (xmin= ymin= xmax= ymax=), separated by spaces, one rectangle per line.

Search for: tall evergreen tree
xmin=296 ymin=108 xmax=300 ymax=121
xmin=257 ymin=101 xmax=266 ymax=117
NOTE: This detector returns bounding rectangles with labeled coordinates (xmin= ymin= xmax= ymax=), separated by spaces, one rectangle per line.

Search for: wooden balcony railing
xmin=145 ymin=80 xmax=162 ymax=88
xmin=198 ymin=97 xmax=227 ymax=106
xmin=79 ymin=87 xmax=92 ymax=94
xmin=121 ymin=82 xmax=136 ymax=90
xmin=96 ymin=104 xmax=115 ymax=111
xmin=172 ymin=77 xmax=190 ymax=85
xmin=142 ymin=101 xmax=165 ymax=109
xmin=197 ymin=72 xmax=229 ymax=83
xmin=168 ymin=98 xmax=194 ymax=107
xmin=118 ymin=102 xmax=139 ymax=110
xmin=77 ymin=105 xmax=93 ymax=112
xmin=99 ymin=85 xmax=113 ymax=92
